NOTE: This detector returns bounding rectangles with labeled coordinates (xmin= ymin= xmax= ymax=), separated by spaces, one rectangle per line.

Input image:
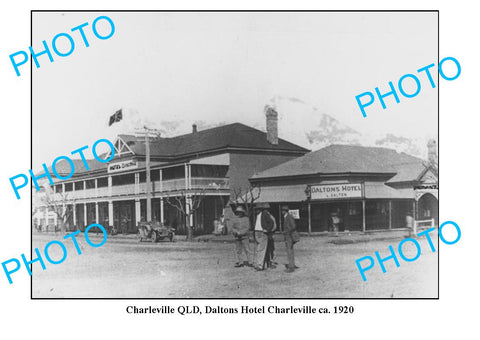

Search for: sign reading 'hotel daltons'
xmin=311 ymin=183 xmax=362 ymax=200
xmin=108 ymin=160 xmax=138 ymax=173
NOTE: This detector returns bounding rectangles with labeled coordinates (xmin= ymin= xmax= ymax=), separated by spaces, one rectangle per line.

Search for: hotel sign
xmin=108 ymin=160 xmax=138 ymax=173
xmin=310 ymin=183 xmax=362 ymax=200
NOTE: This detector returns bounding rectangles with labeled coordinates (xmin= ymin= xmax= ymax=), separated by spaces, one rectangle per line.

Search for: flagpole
xmin=115 ymin=110 xmax=154 ymax=224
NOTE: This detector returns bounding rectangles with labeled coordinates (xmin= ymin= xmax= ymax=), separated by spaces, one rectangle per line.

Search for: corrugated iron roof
xmin=47 ymin=122 xmax=308 ymax=177
xmin=364 ymin=182 xmax=414 ymax=199
xmin=123 ymin=123 xmax=309 ymax=157
xmin=252 ymin=144 xmax=428 ymax=184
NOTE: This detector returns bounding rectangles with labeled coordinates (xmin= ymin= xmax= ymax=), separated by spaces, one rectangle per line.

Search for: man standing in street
xmin=283 ymin=206 xmax=299 ymax=273
xmin=264 ymin=210 xmax=277 ymax=269
xmin=121 ymin=215 xmax=129 ymax=235
xmin=231 ymin=206 xmax=252 ymax=267
xmin=253 ymin=202 xmax=274 ymax=271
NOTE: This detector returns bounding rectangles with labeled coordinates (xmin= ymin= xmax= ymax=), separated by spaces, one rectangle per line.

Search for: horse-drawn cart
xmin=137 ymin=221 xmax=175 ymax=242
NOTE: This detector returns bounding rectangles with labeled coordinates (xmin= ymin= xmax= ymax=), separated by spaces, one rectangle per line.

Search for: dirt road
xmin=31 ymin=231 xmax=438 ymax=298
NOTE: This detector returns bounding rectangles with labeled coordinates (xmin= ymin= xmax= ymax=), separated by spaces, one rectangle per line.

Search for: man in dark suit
xmin=282 ymin=206 xmax=299 ymax=273
xmin=253 ymin=202 xmax=274 ymax=271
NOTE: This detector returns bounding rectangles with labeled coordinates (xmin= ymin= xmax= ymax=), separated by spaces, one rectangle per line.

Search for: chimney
xmin=192 ymin=124 xmax=197 ymax=134
xmin=264 ymin=105 xmax=278 ymax=145
xmin=427 ymin=139 xmax=437 ymax=167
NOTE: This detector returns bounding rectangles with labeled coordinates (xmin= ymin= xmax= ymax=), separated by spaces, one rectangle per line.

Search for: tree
xmin=41 ymin=186 xmax=74 ymax=234
xmin=164 ymin=189 xmax=206 ymax=241
xmin=230 ymin=183 xmax=261 ymax=222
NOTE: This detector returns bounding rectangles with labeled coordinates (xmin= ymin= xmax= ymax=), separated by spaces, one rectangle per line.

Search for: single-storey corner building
xmin=249 ymin=142 xmax=438 ymax=233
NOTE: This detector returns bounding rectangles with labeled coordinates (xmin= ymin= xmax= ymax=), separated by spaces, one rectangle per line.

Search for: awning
xmin=243 ymin=182 xmax=414 ymax=204
xmin=254 ymin=184 xmax=307 ymax=203
xmin=364 ymin=182 xmax=414 ymax=199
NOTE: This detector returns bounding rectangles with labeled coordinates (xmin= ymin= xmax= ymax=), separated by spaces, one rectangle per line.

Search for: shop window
xmin=366 ymin=202 xmax=376 ymax=215
xmin=367 ymin=201 xmax=388 ymax=215
xmin=377 ymin=202 xmax=388 ymax=215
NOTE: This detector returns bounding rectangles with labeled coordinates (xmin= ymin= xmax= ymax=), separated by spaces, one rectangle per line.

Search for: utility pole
xmin=145 ymin=128 xmax=151 ymax=222
xmin=136 ymin=126 xmax=159 ymax=223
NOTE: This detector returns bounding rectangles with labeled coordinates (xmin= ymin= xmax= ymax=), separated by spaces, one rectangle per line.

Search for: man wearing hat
xmin=231 ymin=205 xmax=252 ymax=267
xmin=282 ymin=206 xmax=299 ymax=273
xmin=253 ymin=202 xmax=275 ymax=271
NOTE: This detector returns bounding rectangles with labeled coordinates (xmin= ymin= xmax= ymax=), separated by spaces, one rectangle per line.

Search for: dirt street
xmin=31 ymin=231 xmax=438 ymax=298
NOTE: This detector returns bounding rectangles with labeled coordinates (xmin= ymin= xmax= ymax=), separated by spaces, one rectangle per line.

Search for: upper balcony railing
xmin=97 ymin=186 xmax=109 ymax=197
xmin=39 ymin=177 xmax=230 ymax=203
xmin=191 ymin=177 xmax=229 ymax=189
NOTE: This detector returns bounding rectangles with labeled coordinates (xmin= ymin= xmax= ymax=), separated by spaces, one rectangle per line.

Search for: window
xmin=162 ymin=166 xmax=185 ymax=180
xmin=191 ymin=165 xmax=229 ymax=178
xmin=151 ymin=170 xmax=160 ymax=181
xmin=75 ymin=181 xmax=84 ymax=190
xmin=112 ymin=174 xmax=135 ymax=186
xmin=97 ymin=177 xmax=108 ymax=188
xmin=367 ymin=201 xmax=388 ymax=215
xmin=65 ymin=183 xmax=73 ymax=192
xmin=139 ymin=170 xmax=160 ymax=182
xmin=86 ymin=179 xmax=95 ymax=189
xmin=377 ymin=202 xmax=388 ymax=215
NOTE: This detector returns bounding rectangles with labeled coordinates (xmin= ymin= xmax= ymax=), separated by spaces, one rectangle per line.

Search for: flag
xmin=109 ymin=109 xmax=123 ymax=126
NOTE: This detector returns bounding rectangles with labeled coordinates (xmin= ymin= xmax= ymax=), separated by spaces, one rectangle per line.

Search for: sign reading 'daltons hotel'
xmin=311 ymin=184 xmax=362 ymax=200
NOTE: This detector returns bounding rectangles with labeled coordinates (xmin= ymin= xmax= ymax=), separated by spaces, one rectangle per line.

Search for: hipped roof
xmin=120 ymin=123 xmax=309 ymax=157
xmin=251 ymin=144 xmax=428 ymax=184
xmin=42 ymin=122 xmax=308 ymax=178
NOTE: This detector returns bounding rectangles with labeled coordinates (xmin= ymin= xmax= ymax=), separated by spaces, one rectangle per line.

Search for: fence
xmin=413 ymin=218 xmax=436 ymax=234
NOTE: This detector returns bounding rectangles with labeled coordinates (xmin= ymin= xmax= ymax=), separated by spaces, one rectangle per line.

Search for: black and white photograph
xmin=5 ymin=0 xmax=480 ymax=338
xmin=29 ymin=11 xmax=439 ymax=299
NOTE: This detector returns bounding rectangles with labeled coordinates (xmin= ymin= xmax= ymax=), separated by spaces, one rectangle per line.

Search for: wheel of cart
xmin=150 ymin=230 xmax=158 ymax=242
xmin=137 ymin=229 xmax=146 ymax=242
xmin=137 ymin=222 xmax=151 ymax=242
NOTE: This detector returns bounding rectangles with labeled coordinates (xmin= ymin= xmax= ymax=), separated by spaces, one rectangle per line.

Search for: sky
xmin=32 ymin=11 xmax=438 ymax=166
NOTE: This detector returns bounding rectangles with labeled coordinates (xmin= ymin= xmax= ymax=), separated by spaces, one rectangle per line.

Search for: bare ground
xmin=31 ymin=231 xmax=438 ymax=298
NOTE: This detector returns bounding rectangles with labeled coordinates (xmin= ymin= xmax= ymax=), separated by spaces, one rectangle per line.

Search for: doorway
xmin=113 ymin=200 xmax=136 ymax=234
xmin=418 ymin=193 xmax=438 ymax=227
